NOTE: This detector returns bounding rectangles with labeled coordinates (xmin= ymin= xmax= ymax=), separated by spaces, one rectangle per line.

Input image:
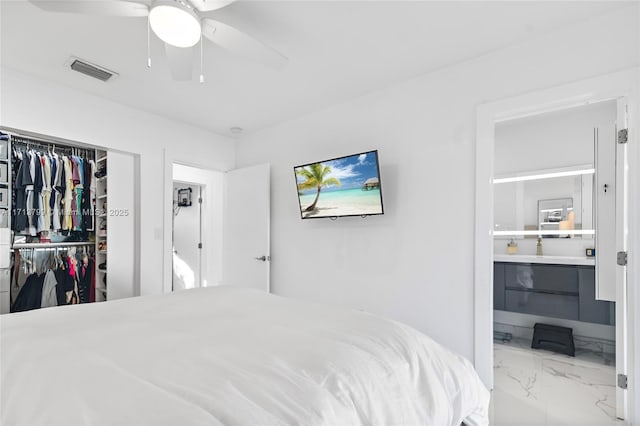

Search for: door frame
xmin=163 ymin=149 xmax=225 ymax=293
xmin=474 ymin=68 xmax=639 ymax=421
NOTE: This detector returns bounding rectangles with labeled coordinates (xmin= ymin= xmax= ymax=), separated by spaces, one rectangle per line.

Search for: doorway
xmin=172 ymin=182 xmax=202 ymax=290
xmin=169 ymin=163 xmax=224 ymax=291
xmin=162 ymin=155 xmax=271 ymax=295
xmin=474 ymin=69 xmax=637 ymax=423
xmin=490 ymin=101 xmax=620 ymax=424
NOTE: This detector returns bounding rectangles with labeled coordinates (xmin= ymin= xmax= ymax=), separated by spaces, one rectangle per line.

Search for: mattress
xmin=1 ymin=286 xmax=489 ymax=425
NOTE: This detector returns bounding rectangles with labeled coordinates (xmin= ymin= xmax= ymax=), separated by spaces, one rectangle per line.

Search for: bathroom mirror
xmin=493 ymin=167 xmax=593 ymax=239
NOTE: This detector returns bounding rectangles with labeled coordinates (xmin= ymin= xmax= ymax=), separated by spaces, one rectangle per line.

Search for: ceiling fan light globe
xmin=149 ymin=2 xmax=201 ymax=48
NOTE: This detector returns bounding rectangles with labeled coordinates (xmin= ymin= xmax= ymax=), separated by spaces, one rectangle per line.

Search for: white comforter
xmin=1 ymin=287 xmax=489 ymax=425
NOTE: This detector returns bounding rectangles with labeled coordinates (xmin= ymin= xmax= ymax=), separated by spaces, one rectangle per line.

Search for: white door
xmin=595 ymin=123 xmax=617 ymax=302
xmin=222 ymin=164 xmax=270 ymax=291
xmin=106 ymin=151 xmax=136 ymax=300
xmin=594 ymin=98 xmax=628 ymax=419
xmin=614 ymin=97 xmax=628 ymax=420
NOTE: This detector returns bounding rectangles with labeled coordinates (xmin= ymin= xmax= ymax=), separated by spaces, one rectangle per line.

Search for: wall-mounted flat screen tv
xmin=294 ymin=150 xmax=384 ymax=219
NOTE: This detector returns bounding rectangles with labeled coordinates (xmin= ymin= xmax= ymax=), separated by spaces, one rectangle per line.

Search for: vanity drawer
xmin=505 ymin=289 xmax=579 ymax=320
xmin=578 ymin=266 xmax=615 ymax=325
xmin=504 ymin=263 xmax=578 ymax=294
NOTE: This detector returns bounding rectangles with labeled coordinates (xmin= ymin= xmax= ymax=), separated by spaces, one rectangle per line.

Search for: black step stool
xmin=531 ymin=323 xmax=575 ymax=357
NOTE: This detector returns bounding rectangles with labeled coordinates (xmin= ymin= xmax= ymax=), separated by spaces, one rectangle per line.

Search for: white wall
xmin=0 ymin=66 xmax=235 ymax=296
xmin=235 ymin=6 xmax=639 ymax=360
xmin=106 ymin=151 xmax=137 ymax=300
xmin=494 ymin=101 xmax=616 ymax=175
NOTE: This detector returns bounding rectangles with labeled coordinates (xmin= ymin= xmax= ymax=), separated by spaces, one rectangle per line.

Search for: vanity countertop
xmin=494 ymin=254 xmax=595 ymax=266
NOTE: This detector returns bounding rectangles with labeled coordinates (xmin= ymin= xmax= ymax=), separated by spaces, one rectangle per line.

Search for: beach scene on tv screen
xmin=295 ymin=151 xmax=383 ymax=218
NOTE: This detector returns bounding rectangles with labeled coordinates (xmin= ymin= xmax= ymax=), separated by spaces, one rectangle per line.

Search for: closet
xmin=0 ymin=129 xmax=135 ymax=313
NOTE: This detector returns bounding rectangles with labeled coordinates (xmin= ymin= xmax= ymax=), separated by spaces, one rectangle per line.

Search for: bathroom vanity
xmin=493 ymin=255 xmax=614 ymax=326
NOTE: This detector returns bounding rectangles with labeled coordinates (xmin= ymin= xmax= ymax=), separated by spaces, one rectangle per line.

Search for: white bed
xmin=1 ymin=286 xmax=489 ymax=425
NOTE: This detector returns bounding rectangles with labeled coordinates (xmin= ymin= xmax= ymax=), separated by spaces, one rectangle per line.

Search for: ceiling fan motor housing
xmin=149 ymin=0 xmax=202 ymax=48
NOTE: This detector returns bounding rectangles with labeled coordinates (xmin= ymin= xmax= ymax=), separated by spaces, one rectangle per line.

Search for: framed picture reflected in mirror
xmin=538 ymin=198 xmax=573 ymax=238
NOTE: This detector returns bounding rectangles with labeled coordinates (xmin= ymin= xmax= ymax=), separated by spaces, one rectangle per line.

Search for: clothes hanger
xmin=21 ymin=248 xmax=33 ymax=275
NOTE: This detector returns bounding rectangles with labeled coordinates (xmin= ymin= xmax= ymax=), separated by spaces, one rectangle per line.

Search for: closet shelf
xmin=97 ymin=269 xmax=107 ymax=273
xmin=98 ymin=250 xmax=107 ymax=254
xmin=97 ymin=156 xmax=107 ymax=163
xmin=97 ymin=194 xmax=108 ymax=200
xmin=13 ymin=242 xmax=94 ymax=249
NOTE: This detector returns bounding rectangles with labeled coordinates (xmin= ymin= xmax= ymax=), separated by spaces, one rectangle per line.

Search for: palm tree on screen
xmin=296 ymin=163 xmax=341 ymax=212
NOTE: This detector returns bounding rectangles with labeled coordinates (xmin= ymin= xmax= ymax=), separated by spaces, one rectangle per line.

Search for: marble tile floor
xmin=490 ymin=338 xmax=622 ymax=425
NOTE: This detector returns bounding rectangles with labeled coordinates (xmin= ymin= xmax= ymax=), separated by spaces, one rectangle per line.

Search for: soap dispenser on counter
xmin=507 ymin=239 xmax=518 ymax=254
xmin=536 ymin=237 xmax=543 ymax=256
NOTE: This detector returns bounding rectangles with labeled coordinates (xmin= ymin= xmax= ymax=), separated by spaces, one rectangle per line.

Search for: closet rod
xmin=1 ymin=127 xmax=98 ymax=152
xmin=11 ymin=139 xmax=93 ymax=158
xmin=13 ymin=242 xmax=94 ymax=249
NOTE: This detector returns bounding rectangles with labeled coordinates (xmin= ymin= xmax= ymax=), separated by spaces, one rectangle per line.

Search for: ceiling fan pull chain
xmin=147 ymin=15 xmax=151 ymax=68
xmin=199 ymin=33 xmax=204 ymax=83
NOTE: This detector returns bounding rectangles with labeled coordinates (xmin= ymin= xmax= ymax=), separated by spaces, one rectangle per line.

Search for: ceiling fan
xmin=29 ymin=0 xmax=288 ymax=81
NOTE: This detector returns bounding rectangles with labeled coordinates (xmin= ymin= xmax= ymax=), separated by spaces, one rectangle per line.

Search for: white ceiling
xmin=0 ymin=1 xmax=630 ymax=136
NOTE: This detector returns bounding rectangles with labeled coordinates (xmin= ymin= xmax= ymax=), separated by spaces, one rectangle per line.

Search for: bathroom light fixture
xmin=493 ymin=230 xmax=595 ymax=236
xmin=493 ymin=168 xmax=595 ymax=184
xmin=149 ymin=0 xmax=201 ymax=48
xmin=539 ymin=208 xmax=570 ymax=213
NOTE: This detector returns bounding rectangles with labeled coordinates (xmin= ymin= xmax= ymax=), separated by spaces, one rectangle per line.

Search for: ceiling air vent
xmin=68 ymin=57 xmax=117 ymax=82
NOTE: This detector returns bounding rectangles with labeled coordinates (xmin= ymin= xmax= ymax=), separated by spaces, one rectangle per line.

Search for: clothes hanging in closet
xmin=82 ymin=160 xmax=95 ymax=231
xmin=12 ymin=151 xmax=29 ymax=233
xmin=51 ymin=151 xmax=62 ymax=231
xmin=41 ymin=154 xmax=52 ymax=232
xmin=62 ymin=155 xmax=73 ymax=232
xmin=41 ymin=269 xmax=58 ymax=308
xmin=32 ymin=150 xmax=44 ymax=234
xmin=12 ymin=273 xmax=44 ymax=312
xmin=12 ymin=147 xmax=96 ymax=239
xmin=78 ymin=254 xmax=93 ymax=304
xmin=10 ymin=250 xmax=28 ymax=306
xmin=54 ymin=263 xmax=75 ymax=306
xmin=11 ymin=248 xmax=95 ymax=312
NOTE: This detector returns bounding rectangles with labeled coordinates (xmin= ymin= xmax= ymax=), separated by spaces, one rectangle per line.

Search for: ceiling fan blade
xmin=29 ymin=0 xmax=149 ymax=16
xmin=164 ymin=43 xmax=194 ymax=81
xmin=189 ymin=0 xmax=236 ymax=12
xmin=202 ymin=19 xmax=288 ymax=70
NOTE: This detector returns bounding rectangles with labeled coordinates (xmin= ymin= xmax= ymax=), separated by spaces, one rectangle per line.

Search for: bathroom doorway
xmin=489 ymin=100 xmax=622 ymax=424
xmin=171 ymin=163 xmax=224 ymax=291
xmin=475 ymin=71 xmax=637 ymax=423
xmin=172 ymin=182 xmax=202 ymax=290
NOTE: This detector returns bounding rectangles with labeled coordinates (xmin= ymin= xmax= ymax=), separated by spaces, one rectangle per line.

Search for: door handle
xmin=254 ymin=255 xmax=270 ymax=262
